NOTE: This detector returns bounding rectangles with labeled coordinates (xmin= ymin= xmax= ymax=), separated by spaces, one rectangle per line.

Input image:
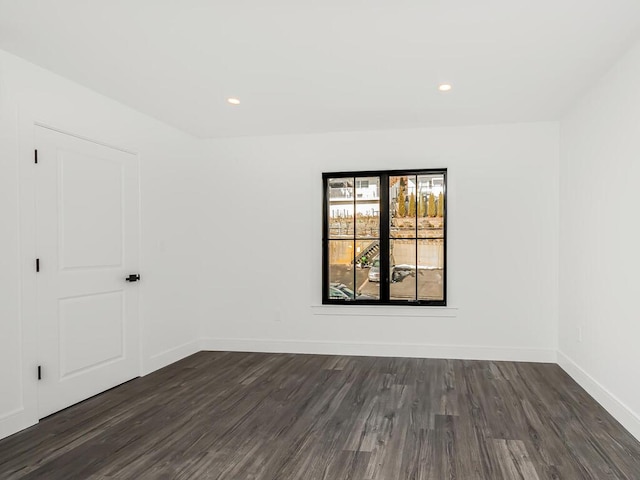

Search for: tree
xmin=418 ymin=195 xmax=426 ymax=217
xmin=409 ymin=192 xmax=416 ymax=217
xmin=437 ymin=192 xmax=445 ymax=217
xmin=427 ymin=193 xmax=436 ymax=217
xmin=397 ymin=189 xmax=406 ymax=217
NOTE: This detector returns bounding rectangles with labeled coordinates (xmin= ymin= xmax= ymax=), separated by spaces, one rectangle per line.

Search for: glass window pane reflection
xmin=389 ymin=175 xmax=417 ymax=239
xmin=417 ymin=174 xmax=445 ymax=238
xmin=355 ymin=176 xmax=380 ymax=239
xmin=328 ymin=177 xmax=354 ymax=239
xmin=417 ymin=239 xmax=444 ymax=301
xmin=328 ymin=240 xmax=355 ymax=300
xmin=390 ymin=239 xmax=417 ymax=301
xmin=355 ymin=238 xmax=380 ymax=300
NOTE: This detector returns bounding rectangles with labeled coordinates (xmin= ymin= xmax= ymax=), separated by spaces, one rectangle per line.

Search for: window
xmin=322 ymin=169 xmax=446 ymax=306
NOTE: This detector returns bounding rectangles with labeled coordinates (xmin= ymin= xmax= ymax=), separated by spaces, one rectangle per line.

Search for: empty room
xmin=1 ymin=1 xmax=640 ymax=479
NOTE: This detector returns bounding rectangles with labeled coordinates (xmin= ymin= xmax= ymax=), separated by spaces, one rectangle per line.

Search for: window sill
xmin=311 ymin=305 xmax=457 ymax=318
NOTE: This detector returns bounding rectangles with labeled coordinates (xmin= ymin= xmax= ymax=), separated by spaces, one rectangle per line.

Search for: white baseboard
xmin=558 ymin=350 xmax=640 ymax=442
xmin=0 ymin=408 xmax=37 ymax=443
xmin=143 ymin=340 xmax=201 ymax=375
xmin=200 ymin=338 xmax=557 ymax=363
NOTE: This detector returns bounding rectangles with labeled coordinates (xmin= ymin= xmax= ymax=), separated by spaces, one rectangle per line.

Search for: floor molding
xmin=0 ymin=408 xmax=36 ymax=443
xmin=200 ymin=337 xmax=557 ymax=363
xmin=557 ymin=350 xmax=640 ymax=442
xmin=143 ymin=340 xmax=201 ymax=375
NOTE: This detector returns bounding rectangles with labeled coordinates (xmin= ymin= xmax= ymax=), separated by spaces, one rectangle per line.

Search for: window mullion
xmin=352 ymin=177 xmax=356 ymax=301
xmin=415 ymin=175 xmax=418 ymax=303
xmin=380 ymin=174 xmax=390 ymax=303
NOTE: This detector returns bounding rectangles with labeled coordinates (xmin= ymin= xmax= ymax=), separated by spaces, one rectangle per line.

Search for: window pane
xmin=417 ymin=239 xmax=444 ymax=301
xmin=390 ymin=239 xmax=417 ymax=301
xmin=355 ymin=243 xmax=380 ymax=300
xmin=390 ymin=175 xmax=417 ymax=239
xmin=354 ymin=239 xmax=378 ymax=267
xmin=328 ymin=177 xmax=354 ymax=239
xmin=328 ymin=240 xmax=355 ymax=300
xmin=417 ymin=173 xmax=445 ymax=238
xmin=356 ymin=176 xmax=380 ymax=239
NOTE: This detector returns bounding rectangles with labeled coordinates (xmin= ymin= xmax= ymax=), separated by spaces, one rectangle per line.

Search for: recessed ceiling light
xmin=438 ymin=84 xmax=452 ymax=92
xmin=227 ymin=97 xmax=241 ymax=105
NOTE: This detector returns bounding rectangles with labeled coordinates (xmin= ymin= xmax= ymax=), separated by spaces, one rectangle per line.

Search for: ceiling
xmin=1 ymin=1 xmax=640 ymax=139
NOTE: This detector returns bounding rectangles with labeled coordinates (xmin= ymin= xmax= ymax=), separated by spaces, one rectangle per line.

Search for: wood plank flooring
xmin=1 ymin=352 xmax=639 ymax=479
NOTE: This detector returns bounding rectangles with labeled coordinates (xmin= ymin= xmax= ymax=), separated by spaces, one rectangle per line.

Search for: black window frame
xmin=322 ymin=168 xmax=447 ymax=306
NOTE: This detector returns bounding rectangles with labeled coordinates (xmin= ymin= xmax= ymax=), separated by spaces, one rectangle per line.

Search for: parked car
xmin=329 ymin=284 xmax=355 ymax=300
xmin=368 ymin=258 xmax=399 ymax=282
xmin=368 ymin=258 xmax=381 ymax=282
xmin=330 ymin=283 xmax=377 ymax=300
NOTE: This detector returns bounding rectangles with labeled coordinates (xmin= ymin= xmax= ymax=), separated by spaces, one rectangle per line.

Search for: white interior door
xmin=35 ymin=126 xmax=140 ymax=418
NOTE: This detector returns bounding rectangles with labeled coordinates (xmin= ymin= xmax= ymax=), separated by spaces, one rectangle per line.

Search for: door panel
xmin=58 ymin=291 xmax=124 ymax=378
xmin=36 ymin=127 xmax=140 ymax=418
xmin=59 ymin=150 xmax=124 ymax=269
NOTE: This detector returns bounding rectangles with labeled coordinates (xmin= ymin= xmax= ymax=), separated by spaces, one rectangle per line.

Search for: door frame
xmin=15 ymin=105 xmax=143 ymax=435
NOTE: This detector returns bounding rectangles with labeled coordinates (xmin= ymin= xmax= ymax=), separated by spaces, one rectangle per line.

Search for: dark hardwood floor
xmin=1 ymin=352 xmax=639 ymax=479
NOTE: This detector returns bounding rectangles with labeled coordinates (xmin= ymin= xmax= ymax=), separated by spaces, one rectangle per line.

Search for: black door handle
xmin=125 ymin=274 xmax=141 ymax=282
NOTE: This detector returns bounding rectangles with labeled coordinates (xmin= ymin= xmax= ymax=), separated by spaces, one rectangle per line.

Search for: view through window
xmin=323 ymin=169 xmax=446 ymax=305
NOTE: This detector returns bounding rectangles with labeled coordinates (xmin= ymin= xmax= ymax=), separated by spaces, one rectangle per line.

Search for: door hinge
xmin=36 ymin=258 xmax=40 ymax=273
xmin=34 ymin=149 xmax=38 ymax=164
xmin=37 ymin=365 xmax=42 ymax=380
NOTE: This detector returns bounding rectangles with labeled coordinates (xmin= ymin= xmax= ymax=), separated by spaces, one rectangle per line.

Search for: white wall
xmin=0 ymin=50 xmax=203 ymax=439
xmin=199 ymin=123 xmax=560 ymax=361
xmin=559 ymin=40 xmax=640 ymax=440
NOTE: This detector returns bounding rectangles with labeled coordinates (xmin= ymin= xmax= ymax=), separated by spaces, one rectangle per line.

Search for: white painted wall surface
xmin=0 ymin=50 xmax=203 ymax=439
xmin=199 ymin=123 xmax=560 ymax=362
xmin=559 ymin=40 xmax=640 ymax=440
